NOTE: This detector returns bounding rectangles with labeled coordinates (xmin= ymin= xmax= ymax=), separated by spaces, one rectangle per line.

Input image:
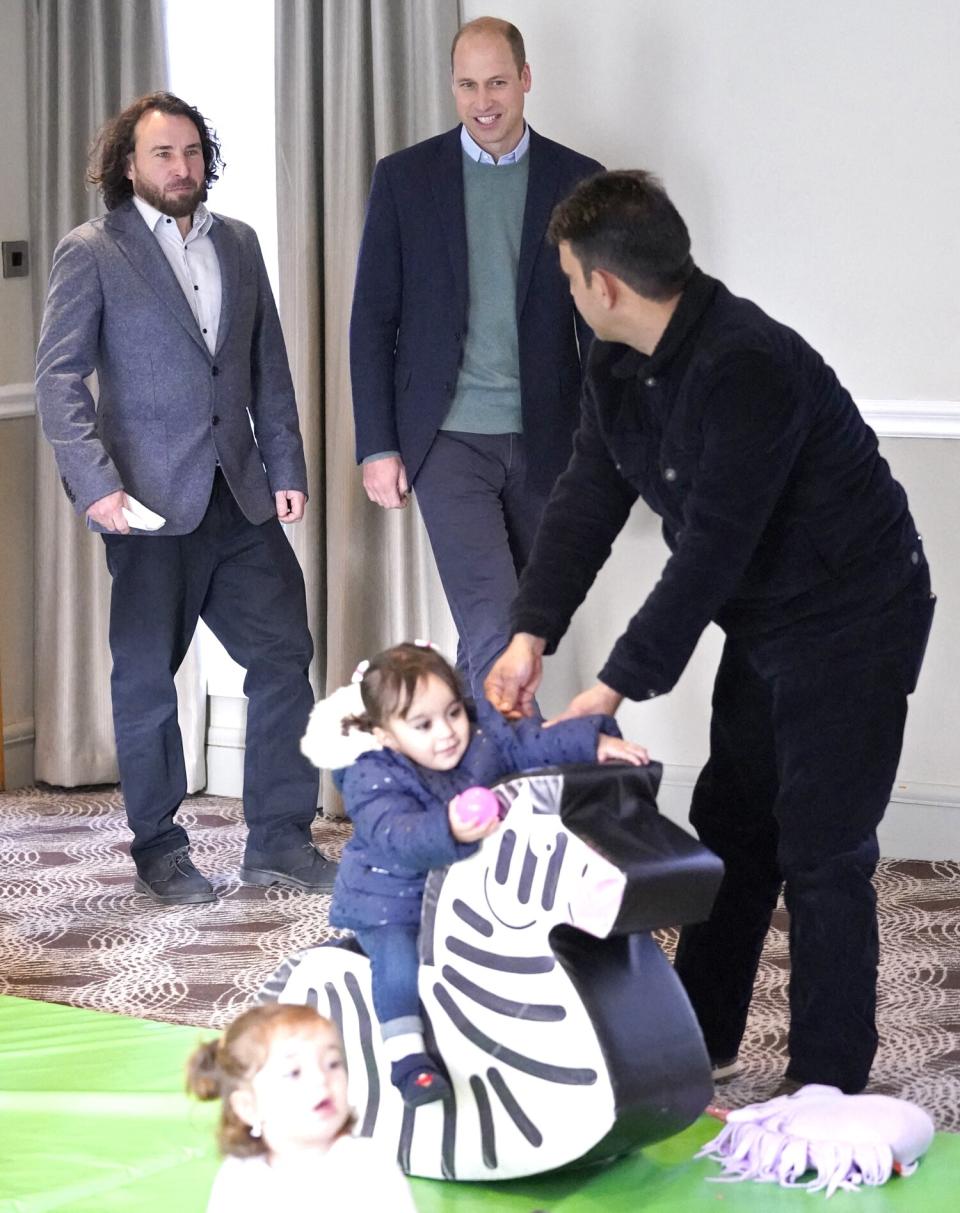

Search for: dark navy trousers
xmin=413 ymin=431 xmax=550 ymax=702
xmin=102 ymin=470 xmax=319 ymax=872
xmin=674 ymin=568 xmax=935 ymax=1092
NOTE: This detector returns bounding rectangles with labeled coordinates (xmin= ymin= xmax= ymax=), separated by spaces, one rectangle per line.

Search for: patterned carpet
xmin=1 ymin=784 xmax=958 ymax=1129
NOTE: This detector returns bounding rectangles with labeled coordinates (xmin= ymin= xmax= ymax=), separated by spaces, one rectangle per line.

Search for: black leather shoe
xmin=240 ymin=843 xmax=337 ymax=893
xmin=134 ymin=847 xmax=217 ymax=905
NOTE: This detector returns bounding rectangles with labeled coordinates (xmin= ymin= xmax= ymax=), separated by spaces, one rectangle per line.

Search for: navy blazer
xmin=349 ymin=126 xmax=603 ymax=493
xmin=36 ymin=201 xmax=306 ymax=534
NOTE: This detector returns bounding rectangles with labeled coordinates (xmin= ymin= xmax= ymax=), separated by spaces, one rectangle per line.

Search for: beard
xmin=131 ymin=170 xmax=207 ymax=219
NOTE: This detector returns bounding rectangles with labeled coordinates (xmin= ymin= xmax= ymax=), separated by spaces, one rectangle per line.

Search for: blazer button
xmin=644 ymin=376 xmax=657 ymax=387
xmin=211 ymin=366 xmax=219 ymax=377
xmin=663 ymin=466 xmax=677 ymax=482
xmin=212 ymin=415 xmax=220 ymax=426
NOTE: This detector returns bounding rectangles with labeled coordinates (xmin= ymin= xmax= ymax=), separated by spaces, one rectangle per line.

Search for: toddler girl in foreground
xmin=187 ymin=1003 xmax=416 ymax=1212
xmin=328 ymin=641 xmax=648 ymax=1107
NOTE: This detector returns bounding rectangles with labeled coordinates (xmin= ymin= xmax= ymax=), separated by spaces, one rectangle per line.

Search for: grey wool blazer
xmin=35 ymin=199 xmax=307 ymax=535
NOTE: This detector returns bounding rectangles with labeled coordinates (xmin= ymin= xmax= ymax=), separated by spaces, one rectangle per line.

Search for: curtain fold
xmin=275 ymin=0 xmax=461 ymax=814
xmin=27 ymin=0 xmax=206 ymax=789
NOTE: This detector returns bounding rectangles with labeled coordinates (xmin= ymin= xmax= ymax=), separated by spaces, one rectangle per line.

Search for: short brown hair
xmin=87 ymin=90 xmax=224 ymax=211
xmin=451 ymin=17 xmax=526 ymax=76
xmin=186 ymin=1003 xmax=347 ymax=1158
xmin=343 ymin=643 xmax=463 ymax=734
xmin=549 ymin=169 xmax=695 ymax=302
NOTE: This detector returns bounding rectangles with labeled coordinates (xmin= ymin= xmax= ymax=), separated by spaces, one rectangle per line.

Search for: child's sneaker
xmin=391 ymin=1053 xmax=451 ymax=1107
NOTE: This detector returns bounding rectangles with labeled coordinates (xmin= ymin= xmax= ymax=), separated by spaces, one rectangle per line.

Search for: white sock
xmin=383 ymin=1031 xmax=426 ymax=1063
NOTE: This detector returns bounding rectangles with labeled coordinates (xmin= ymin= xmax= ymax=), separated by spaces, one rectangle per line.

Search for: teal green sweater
xmin=442 ymin=153 xmax=530 ymax=434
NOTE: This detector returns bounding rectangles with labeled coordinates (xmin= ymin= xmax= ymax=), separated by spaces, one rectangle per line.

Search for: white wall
xmin=464 ymin=0 xmax=960 ymax=857
xmin=0 ymin=0 xmax=36 ymax=788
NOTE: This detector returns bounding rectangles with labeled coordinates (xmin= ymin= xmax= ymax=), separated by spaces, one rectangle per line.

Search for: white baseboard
xmin=204 ymin=721 xmax=246 ymax=798
xmin=2 ymin=717 xmax=35 ymax=791
xmin=658 ymin=765 xmax=960 ymax=862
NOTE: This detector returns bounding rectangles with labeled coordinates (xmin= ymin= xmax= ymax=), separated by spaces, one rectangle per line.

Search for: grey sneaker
xmin=710 ymin=1056 xmax=743 ymax=1083
xmin=240 ymin=843 xmax=337 ymax=893
xmin=134 ymin=847 xmax=217 ymax=905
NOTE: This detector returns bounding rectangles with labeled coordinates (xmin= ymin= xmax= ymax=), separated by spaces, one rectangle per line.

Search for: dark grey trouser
xmin=103 ymin=469 xmax=319 ymax=871
xmin=413 ymin=431 xmax=550 ymax=702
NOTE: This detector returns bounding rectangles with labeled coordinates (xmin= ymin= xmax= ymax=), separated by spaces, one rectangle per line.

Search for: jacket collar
xmin=103 ymin=198 xmax=232 ymax=356
xmin=610 ymin=267 xmax=718 ymax=379
xmin=427 ymin=124 xmax=562 ymax=318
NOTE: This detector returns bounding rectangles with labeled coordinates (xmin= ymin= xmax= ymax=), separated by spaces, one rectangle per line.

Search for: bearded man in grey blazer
xmin=36 ymin=92 xmax=333 ymax=904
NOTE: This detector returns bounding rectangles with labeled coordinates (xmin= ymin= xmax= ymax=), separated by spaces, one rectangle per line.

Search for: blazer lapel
xmin=516 ymin=127 xmax=561 ymax=317
xmin=428 ymin=128 xmax=469 ymax=315
xmin=209 ymin=216 xmax=238 ymax=355
xmin=105 ymin=201 xmax=209 ymax=355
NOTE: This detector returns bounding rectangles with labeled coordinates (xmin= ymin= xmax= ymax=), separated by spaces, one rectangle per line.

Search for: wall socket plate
xmin=2 ymin=241 xmax=29 ymax=279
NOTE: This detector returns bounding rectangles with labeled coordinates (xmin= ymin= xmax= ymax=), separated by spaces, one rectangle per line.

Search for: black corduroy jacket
xmin=511 ymin=270 xmax=924 ymax=701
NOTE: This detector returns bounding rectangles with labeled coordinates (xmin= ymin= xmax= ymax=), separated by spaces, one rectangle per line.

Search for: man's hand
xmin=484 ymin=633 xmax=546 ymax=719
xmin=597 ymin=734 xmax=650 ymax=766
xmin=276 ymin=490 xmax=306 ymax=523
xmin=86 ymin=489 xmax=130 ymax=534
xmin=546 ymin=681 xmax=624 ymax=725
xmin=362 ymin=455 xmax=409 ymax=509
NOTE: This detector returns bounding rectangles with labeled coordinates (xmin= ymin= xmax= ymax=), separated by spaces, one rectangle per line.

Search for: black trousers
xmin=674 ymin=568 xmax=934 ymax=1092
xmin=102 ymin=471 xmax=319 ymax=871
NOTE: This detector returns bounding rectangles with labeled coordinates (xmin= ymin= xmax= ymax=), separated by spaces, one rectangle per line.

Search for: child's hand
xmin=597 ymin=734 xmax=650 ymax=766
xmin=448 ymin=796 xmax=501 ymax=843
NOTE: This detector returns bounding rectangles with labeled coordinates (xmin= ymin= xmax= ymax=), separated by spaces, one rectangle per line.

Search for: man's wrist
xmin=515 ymin=632 xmax=546 ymax=656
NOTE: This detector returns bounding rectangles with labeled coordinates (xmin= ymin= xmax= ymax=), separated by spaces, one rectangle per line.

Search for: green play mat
xmin=1 ymin=995 xmax=956 ymax=1211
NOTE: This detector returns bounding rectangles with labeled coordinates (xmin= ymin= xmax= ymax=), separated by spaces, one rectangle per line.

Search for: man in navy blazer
xmin=36 ymin=93 xmax=332 ymax=904
xmin=351 ymin=17 xmax=602 ymax=699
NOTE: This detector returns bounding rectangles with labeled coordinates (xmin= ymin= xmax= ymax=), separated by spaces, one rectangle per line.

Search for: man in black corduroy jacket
xmin=485 ymin=170 xmax=935 ymax=1095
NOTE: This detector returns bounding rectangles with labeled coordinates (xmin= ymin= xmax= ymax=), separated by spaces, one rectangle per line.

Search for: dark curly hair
xmin=343 ymin=643 xmax=463 ymax=734
xmin=186 ymin=1003 xmax=353 ymax=1158
xmin=87 ymin=91 xmax=224 ymax=211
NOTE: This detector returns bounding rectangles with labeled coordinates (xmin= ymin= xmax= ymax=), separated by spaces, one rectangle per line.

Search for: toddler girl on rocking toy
xmin=317 ymin=641 xmax=648 ymax=1108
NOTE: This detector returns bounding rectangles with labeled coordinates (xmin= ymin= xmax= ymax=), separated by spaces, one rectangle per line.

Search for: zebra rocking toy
xmin=261 ymin=759 xmax=723 ymax=1181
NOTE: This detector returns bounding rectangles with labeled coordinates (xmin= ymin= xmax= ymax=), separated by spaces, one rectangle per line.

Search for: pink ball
xmin=454 ymin=785 xmax=499 ymax=829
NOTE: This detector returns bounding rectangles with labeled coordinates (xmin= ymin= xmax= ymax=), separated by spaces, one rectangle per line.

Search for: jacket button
xmin=211 ymin=366 xmax=219 ymax=377
xmin=911 ymin=550 xmax=920 ymax=564
xmin=644 ymin=376 xmax=657 ymax=387
xmin=663 ymin=466 xmax=677 ymax=482
xmin=647 ymin=689 xmax=657 ymax=699
xmin=212 ymin=415 xmax=220 ymax=426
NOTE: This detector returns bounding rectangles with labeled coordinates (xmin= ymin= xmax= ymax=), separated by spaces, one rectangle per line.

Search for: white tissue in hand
xmin=121 ymin=495 xmax=166 ymax=531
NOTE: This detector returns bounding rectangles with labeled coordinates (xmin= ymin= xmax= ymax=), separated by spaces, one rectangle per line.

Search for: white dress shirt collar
xmin=460 ymin=122 xmax=530 ymax=166
xmin=132 ymin=194 xmax=214 ymax=241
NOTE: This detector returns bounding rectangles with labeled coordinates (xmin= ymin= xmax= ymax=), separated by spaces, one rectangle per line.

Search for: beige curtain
xmin=275 ymin=0 xmax=461 ymax=813
xmin=27 ymin=0 xmax=206 ymax=789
